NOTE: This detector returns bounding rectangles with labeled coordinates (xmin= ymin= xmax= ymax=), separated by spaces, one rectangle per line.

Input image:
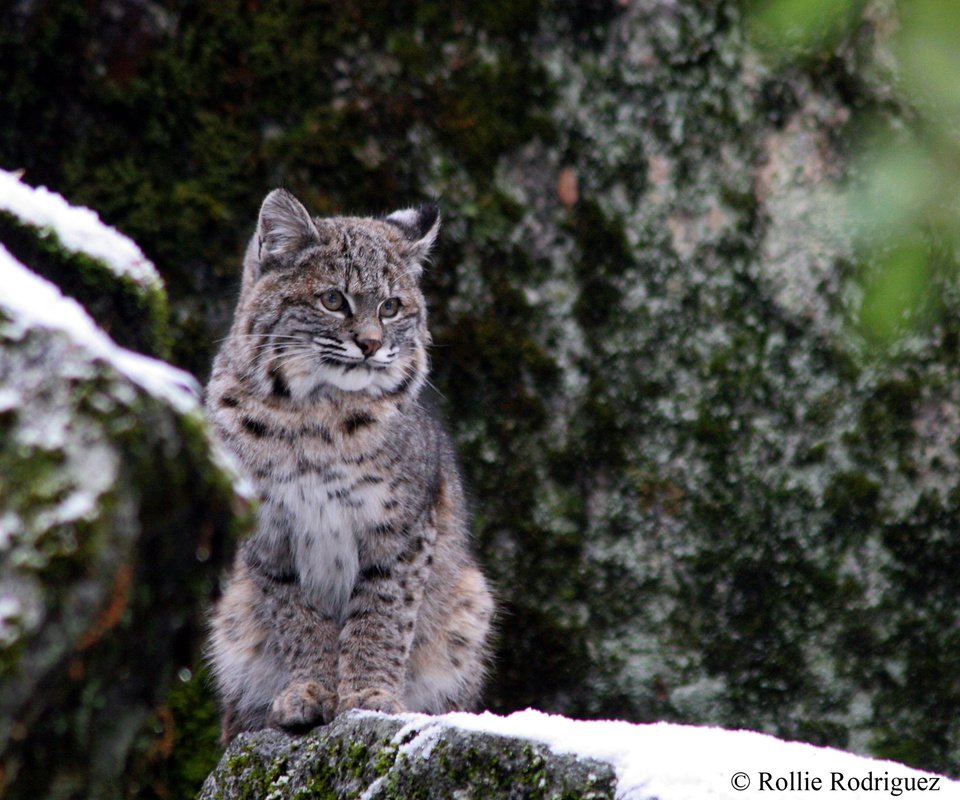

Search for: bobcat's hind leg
xmin=404 ymin=566 xmax=494 ymax=712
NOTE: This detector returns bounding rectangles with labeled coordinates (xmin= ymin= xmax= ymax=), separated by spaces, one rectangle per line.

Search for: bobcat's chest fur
xmin=251 ymin=402 xmax=396 ymax=617
xmin=275 ymin=469 xmax=360 ymax=616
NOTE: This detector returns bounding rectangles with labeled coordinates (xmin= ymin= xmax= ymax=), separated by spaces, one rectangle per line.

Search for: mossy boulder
xmin=0 ymin=247 xmax=249 ymax=799
xmin=200 ymin=713 xmax=617 ymax=800
xmin=201 ymin=710 xmax=958 ymax=800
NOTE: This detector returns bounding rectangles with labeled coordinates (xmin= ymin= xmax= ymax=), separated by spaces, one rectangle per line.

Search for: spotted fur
xmin=206 ymin=190 xmax=494 ymax=742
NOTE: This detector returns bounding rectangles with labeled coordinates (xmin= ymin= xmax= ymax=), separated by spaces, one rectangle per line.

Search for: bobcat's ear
xmin=257 ymin=188 xmax=320 ymax=264
xmin=385 ymin=204 xmax=440 ymax=276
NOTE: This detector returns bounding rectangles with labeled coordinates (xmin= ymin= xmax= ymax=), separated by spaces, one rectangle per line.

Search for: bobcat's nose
xmin=356 ymin=337 xmax=382 ymax=358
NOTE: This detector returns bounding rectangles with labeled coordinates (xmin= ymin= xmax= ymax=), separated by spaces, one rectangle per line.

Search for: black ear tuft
xmin=411 ymin=203 xmax=440 ymax=240
xmin=384 ymin=204 xmax=439 ymax=240
xmin=384 ymin=204 xmax=441 ymax=276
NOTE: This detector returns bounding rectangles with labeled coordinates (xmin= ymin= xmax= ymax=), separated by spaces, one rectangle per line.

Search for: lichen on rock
xmin=201 ymin=709 xmax=959 ymax=800
xmin=200 ymin=712 xmax=617 ymax=800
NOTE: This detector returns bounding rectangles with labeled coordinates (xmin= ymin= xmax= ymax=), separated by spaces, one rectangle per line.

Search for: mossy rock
xmin=0 ymin=169 xmax=171 ymax=358
xmin=200 ymin=713 xmax=617 ymax=800
xmin=0 ymin=252 xmax=251 ymax=799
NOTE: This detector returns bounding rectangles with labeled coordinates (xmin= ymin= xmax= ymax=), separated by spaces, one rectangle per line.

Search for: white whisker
xmin=275 ymin=353 xmax=319 ymax=372
xmin=221 ymin=333 xmax=305 ymax=343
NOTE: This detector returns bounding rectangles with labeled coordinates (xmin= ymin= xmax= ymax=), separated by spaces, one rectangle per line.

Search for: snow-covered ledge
xmin=0 ymin=244 xmax=193 ymax=409
xmin=0 ymin=169 xmax=161 ymax=290
xmin=0 ymin=168 xmax=170 ymax=356
xmin=201 ymin=709 xmax=960 ymax=800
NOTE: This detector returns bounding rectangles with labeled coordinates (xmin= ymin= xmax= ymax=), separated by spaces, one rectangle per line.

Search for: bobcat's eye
xmin=319 ymin=289 xmax=346 ymax=312
xmin=380 ymin=297 xmax=401 ymax=319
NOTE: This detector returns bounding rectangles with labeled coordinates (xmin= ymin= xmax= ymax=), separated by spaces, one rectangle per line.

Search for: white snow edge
xmin=0 ymin=244 xmax=197 ymax=413
xmin=364 ymin=708 xmax=960 ymax=800
xmin=0 ymin=168 xmax=162 ymax=290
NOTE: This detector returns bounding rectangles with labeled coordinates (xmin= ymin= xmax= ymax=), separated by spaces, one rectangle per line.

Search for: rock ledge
xmin=200 ymin=712 xmax=617 ymax=800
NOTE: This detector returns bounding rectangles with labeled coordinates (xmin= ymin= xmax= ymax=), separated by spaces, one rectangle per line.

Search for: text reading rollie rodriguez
xmin=730 ymin=771 xmax=942 ymax=796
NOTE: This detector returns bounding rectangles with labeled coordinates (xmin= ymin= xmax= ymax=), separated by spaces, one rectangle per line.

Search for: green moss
xmin=372 ymin=735 xmax=614 ymax=799
xmin=372 ymin=742 xmax=398 ymax=777
xmin=220 ymin=746 xmax=277 ymax=800
xmin=197 ymin=718 xmax=614 ymax=800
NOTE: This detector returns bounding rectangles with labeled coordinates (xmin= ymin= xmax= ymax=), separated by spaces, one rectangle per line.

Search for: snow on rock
xmin=0 ymin=244 xmax=195 ymax=412
xmin=0 ymin=168 xmax=170 ymax=357
xmin=204 ymin=709 xmax=959 ymax=800
xmin=0 ymin=244 xmax=254 ymax=499
xmin=0 ymin=168 xmax=162 ymax=290
xmin=433 ymin=709 xmax=960 ymax=800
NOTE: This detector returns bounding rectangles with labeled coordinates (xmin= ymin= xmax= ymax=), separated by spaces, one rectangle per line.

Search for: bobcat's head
xmin=232 ymin=189 xmax=438 ymax=401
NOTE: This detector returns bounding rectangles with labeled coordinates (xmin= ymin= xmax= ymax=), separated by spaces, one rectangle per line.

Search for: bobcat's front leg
xmin=244 ymin=539 xmax=339 ymax=731
xmin=266 ymin=601 xmax=339 ymax=731
xmin=336 ymin=524 xmax=432 ymax=715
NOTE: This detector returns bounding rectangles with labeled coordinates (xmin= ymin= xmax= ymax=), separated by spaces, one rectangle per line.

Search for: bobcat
xmin=205 ymin=189 xmax=493 ymax=742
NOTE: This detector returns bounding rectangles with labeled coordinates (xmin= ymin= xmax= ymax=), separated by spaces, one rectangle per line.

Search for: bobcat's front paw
xmin=337 ymin=688 xmax=405 ymax=716
xmin=268 ymin=681 xmax=337 ymax=732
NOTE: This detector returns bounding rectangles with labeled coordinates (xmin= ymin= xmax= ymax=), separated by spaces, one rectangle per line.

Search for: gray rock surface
xmin=200 ymin=713 xmax=617 ymax=800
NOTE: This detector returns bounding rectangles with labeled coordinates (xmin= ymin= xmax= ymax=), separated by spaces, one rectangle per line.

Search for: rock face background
xmin=1 ymin=0 xmax=959 ymax=795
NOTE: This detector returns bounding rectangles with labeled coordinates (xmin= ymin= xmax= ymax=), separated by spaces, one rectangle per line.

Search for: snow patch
xmin=382 ymin=709 xmax=959 ymax=800
xmin=0 ymin=245 xmax=198 ymax=413
xmin=392 ymin=713 xmax=444 ymax=760
xmin=0 ymin=168 xmax=162 ymax=290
